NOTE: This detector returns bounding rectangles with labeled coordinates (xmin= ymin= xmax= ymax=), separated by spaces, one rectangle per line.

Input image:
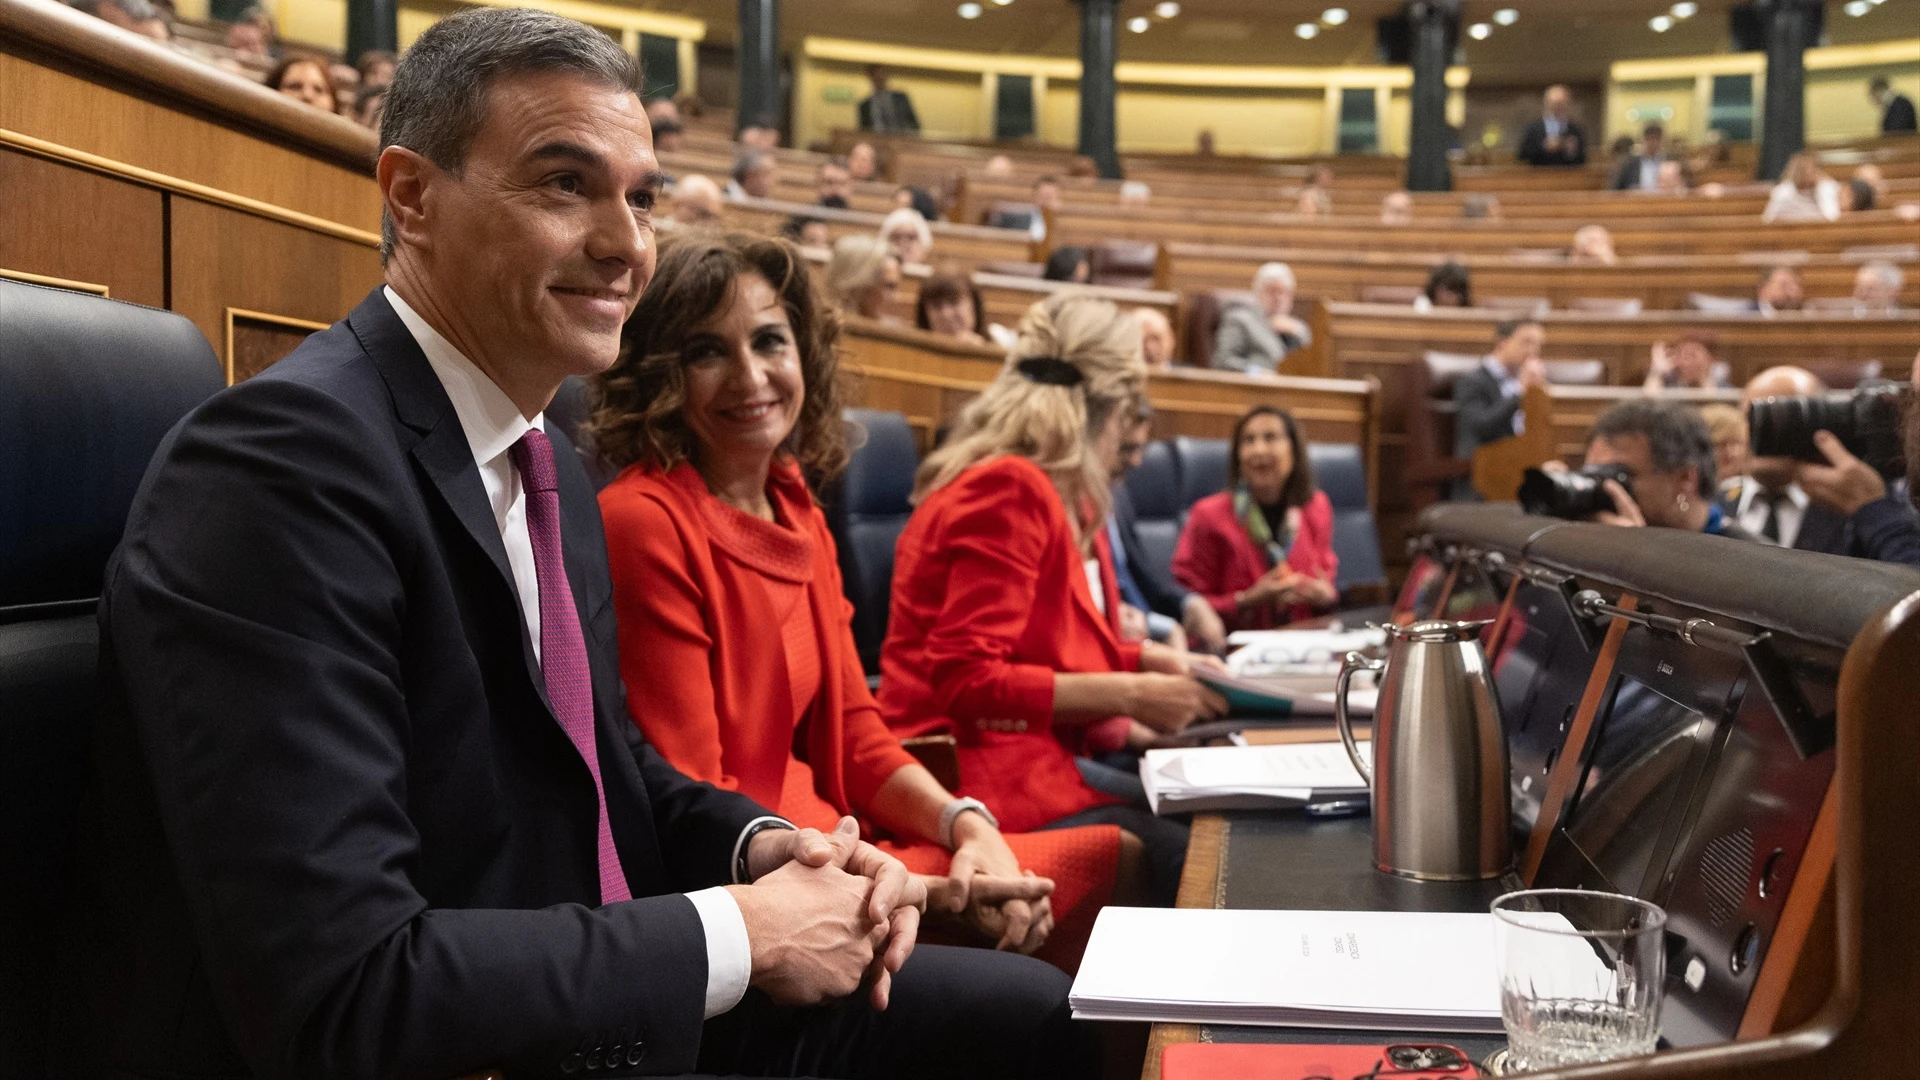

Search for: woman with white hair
xmin=879 ymin=207 xmax=933 ymax=266
xmin=1211 ymin=262 xmax=1311 ymax=375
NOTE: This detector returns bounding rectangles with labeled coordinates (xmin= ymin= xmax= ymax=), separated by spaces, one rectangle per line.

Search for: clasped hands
xmin=1241 ymin=565 xmax=1338 ymax=610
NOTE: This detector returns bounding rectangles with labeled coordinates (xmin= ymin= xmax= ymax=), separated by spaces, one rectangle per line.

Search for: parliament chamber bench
xmin=720 ymin=194 xmax=1041 ymax=268
xmin=1144 ymin=502 xmax=1920 ymax=1079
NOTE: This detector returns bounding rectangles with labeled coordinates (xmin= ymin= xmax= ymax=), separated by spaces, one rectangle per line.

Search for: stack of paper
xmin=1191 ymin=666 xmax=1379 ymax=719
xmin=1141 ymin=740 xmax=1370 ymax=815
xmin=1069 ymin=907 xmax=1506 ymax=1032
xmin=1223 ymin=627 xmax=1388 ymax=678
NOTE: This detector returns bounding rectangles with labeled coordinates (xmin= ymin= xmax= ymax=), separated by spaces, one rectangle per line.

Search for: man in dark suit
xmin=1871 ymin=75 xmax=1917 ymax=134
xmin=1516 ymin=84 xmax=1588 ymax=166
xmin=858 ymin=64 xmax=920 ymax=135
xmin=54 ymin=10 xmax=1084 ymax=1079
xmin=1451 ymin=318 xmax=1548 ymax=499
xmin=1609 ymin=122 xmax=1666 ymax=191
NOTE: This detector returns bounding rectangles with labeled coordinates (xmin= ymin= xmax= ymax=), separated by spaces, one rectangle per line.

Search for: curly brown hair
xmin=586 ymin=230 xmax=851 ymax=484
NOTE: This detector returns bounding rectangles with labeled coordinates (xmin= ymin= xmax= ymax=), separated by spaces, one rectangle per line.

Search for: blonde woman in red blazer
xmin=592 ymin=233 xmax=1125 ymax=983
xmin=879 ymin=293 xmax=1225 ymax=905
xmin=1172 ymin=405 xmax=1339 ymax=631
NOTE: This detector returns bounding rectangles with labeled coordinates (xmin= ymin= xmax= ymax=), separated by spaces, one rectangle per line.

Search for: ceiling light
xmin=1467 ymin=22 xmax=1491 ymax=40
xmin=1127 ymin=15 xmax=1150 ymax=32
xmin=1321 ymin=8 xmax=1349 ymax=26
xmin=1843 ymin=0 xmax=1871 ymax=14
xmin=1492 ymin=8 xmax=1518 ymax=25
xmin=1295 ymin=22 xmax=1319 ymax=39
xmin=1649 ymin=14 xmax=1673 ymax=31
xmin=1154 ymin=1 xmax=1180 ymax=16
xmin=958 ymin=2 xmax=981 ymax=17
xmin=1670 ymin=2 xmax=1698 ymax=16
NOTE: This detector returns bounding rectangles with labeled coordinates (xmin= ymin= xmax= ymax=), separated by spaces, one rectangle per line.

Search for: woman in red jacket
xmin=591 ymin=231 xmax=1122 ymax=969
xmin=879 ymin=292 xmax=1224 ymax=905
xmin=1172 ymin=405 xmax=1339 ymax=631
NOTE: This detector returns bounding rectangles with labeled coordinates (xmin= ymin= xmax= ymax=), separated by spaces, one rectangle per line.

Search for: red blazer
xmin=599 ymin=460 xmax=917 ymax=818
xmin=878 ymin=456 xmax=1137 ymax=834
xmin=1171 ymin=489 xmax=1339 ymax=631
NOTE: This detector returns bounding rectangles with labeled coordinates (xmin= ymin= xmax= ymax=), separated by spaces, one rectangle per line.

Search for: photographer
xmin=1529 ymin=399 xmax=1758 ymax=539
xmin=1775 ymin=357 xmax=1920 ymax=567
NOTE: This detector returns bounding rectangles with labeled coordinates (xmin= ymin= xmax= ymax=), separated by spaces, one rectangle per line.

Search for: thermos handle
xmin=1335 ymin=651 xmax=1386 ymax=786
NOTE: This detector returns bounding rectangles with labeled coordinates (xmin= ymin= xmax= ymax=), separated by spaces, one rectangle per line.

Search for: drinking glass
xmin=1491 ymin=889 xmax=1666 ymax=1071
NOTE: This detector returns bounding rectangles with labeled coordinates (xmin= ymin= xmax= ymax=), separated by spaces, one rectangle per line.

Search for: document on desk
xmin=1069 ymin=907 xmax=1504 ymax=1031
xmin=1223 ymin=627 xmax=1388 ymax=678
xmin=1141 ymin=741 xmax=1370 ymax=815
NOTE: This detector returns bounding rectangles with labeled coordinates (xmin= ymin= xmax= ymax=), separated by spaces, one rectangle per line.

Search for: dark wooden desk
xmin=1139 ymin=812 xmax=1521 ymax=1080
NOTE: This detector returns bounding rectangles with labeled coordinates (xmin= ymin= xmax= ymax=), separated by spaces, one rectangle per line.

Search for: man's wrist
xmin=734 ymin=816 xmax=796 ymax=884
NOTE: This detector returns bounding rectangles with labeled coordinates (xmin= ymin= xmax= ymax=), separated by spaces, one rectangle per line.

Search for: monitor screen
xmin=1562 ymin=676 xmax=1715 ymax=897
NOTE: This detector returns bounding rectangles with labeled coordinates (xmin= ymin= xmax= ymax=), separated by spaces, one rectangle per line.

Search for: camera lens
xmin=1519 ymin=464 xmax=1633 ymax=519
xmin=1748 ymin=385 xmax=1908 ymax=477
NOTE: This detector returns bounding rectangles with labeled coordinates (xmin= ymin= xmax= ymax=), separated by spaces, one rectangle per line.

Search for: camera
xmin=1748 ymin=384 xmax=1908 ymax=478
xmin=1518 ymin=463 xmax=1635 ymax=520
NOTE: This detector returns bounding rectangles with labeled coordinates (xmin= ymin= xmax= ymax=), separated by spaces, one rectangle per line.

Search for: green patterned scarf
xmin=1233 ymin=482 xmax=1297 ymax=570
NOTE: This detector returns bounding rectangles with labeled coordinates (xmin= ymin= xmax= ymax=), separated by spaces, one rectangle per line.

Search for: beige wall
xmin=1607 ymin=38 xmax=1920 ymax=146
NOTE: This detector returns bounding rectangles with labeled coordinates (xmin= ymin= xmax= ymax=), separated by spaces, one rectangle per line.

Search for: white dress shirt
xmin=385 ymin=286 xmax=753 ymax=1019
xmin=1734 ymin=480 xmax=1810 ymax=550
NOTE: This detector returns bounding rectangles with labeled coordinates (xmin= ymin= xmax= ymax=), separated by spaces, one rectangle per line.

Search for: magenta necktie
xmin=511 ymin=429 xmax=632 ymax=905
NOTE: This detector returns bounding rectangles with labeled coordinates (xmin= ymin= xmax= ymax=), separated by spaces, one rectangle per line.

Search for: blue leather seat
xmin=0 ymin=280 xmax=224 ymax=1076
xmin=1122 ymin=440 xmax=1182 ymax=602
xmin=1172 ymin=436 xmax=1231 ymax=513
xmin=825 ymin=409 xmax=920 ymax=674
xmin=1307 ymin=443 xmax=1387 ymax=593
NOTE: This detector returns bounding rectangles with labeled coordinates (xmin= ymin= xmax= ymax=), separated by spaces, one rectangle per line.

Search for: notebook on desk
xmin=1069 ymin=907 xmax=1506 ymax=1032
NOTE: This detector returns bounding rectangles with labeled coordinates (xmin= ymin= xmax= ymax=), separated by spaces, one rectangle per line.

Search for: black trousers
xmin=693 ymin=944 xmax=1097 ymax=1080
xmin=1038 ymin=802 xmax=1188 ymax=907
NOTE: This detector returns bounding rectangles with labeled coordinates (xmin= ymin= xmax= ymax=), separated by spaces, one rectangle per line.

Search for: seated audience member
xmin=896 ymin=186 xmax=942 ymax=222
xmin=1853 ymin=260 xmax=1905 ymax=314
xmin=1517 ymin=84 xmax=1588 ymax=166
xmin=1453 ymin=318 xmax=1548 ymax=498
xmin=880 ymin=207 xmax=933 ymax=266
xmin=352 ymin=82 xmax=387 ymax=129
xmin=848 ymin=140 xmax=881 ymax=182
xmin=879 ymin=294 xmax=1223 ymax=905
xmin=1033 ymin=175 xmax=1064 ymax=219
xmin=1212 ymin=262 xmax=1310 ymax=375
xmin=224 ymin=3 xmax=273 ymax=59
xmin=1296 ymin=166 xmax=1334 ymax=217
xmin=1755 ymin=264 xmax=1805 ymax=314
xmin=738 ymin=121 xmax=780 ymax=150
xmin=592 ymin=231 xmax=1128 ymax=971
xmin=651 ymin=117 xmax=685 ymax=153
xmin=1609 ymin=122 xmax=1666 ymax=191
xmin=1197 ymin=129 xmax=1217 ymax=155
xmin=1132 ymin=307 xmax=1176 ymax=371
xmin=1416 ymin=260 xmax=1473 ymax=310
xmin=1727 ymin=365 xmax=1920 ymax=565
xmin=267 ymin=53 xmax=336 ymax=113
xmin=1700 ymin=403 xmax=1750 ymax=498
xmin=726 ymin=149 xmax=775 ymax=200
xmin=1763 ymin=152 xmax=1842 ymax=223
xmin=916 ymin=272 xmax=1004 ymax=348
xmin=667 ymin=173 xmax=724 ymax=228
xmin=1462 ymin=193 xmax=1503 ymax=220
xmin=1575 ymin=400 xmax=1755 ymax=537
xmin=782 ymin=216 xmax=833 ymax=249
xmin=54 ymin=12 xmax=1095 ymax=1078
xmin=1642 ymin=331 xmax=1730 ymax=391
xmin=1380 ymin=191 xmax=1414 ymax=226
xmin=1842 ymin=177 xmax=1877 ymax=213
xmin=1570 ymin=224 xmax=1618 ymax=266
xmin=817 ymin=156 xmax=854 ymax=209
xmin=1852 ymin=162 xmax=1889 ymax=203
xmin=1043 ymin=246 xmax=1093 ymax=284
xmin=984 ymin=153 xmax=1015 ymax=179
xmin=75 ymin=0 xmax=169 ymax=42
xmin=329 ymin=62 xmax=360 ymax=115
xmin=1172 ymin=404 xmax=1338 ymax=635
xmin=1654 ymin=159 xmax=1692 ymax=195
xmin=356 ymin=48 xmax=397 ymax=89
xmin=1119 ymin=181 xmax=1152 ymax=209
xmin=826 ymin=233 xmax=901 ymax=321
xmin=1110 ymin=403 xmax=1228 ymax=654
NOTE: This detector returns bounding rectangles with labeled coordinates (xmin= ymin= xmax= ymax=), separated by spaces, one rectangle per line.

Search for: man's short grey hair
xmin=378 ymin=8 xmax=643 ymax=261
xmin=1590 ymin=399 xmax=1718 ymax=498
xmin=1252 ymin=262 xmax=1295 ymax=291
xmin=1860 ymin=260 xmax=1904 ymax=289
xmin=732 ymin=149 xmax=769 ymax=184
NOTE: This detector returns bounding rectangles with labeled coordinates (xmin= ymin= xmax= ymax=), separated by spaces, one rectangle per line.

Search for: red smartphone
xmin=1162 ymin=1041 xmax=1483 ymax=1080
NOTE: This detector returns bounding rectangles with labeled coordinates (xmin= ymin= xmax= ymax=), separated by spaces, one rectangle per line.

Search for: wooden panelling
xmin=169 ymin=198 xmax=382 ymax=375
xmin=0 ymin=146 xmax=163 ymax=308
xmin=225 ymin=309 xmax=333 ymax=384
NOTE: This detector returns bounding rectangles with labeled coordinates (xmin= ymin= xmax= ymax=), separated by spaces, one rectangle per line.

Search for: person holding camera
xmin=1528 ymin=400 xmax=1758 ymax=539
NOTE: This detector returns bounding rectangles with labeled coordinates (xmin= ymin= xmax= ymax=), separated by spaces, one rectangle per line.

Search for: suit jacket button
xmin=560 ymin=1051 xmax=585 ymax=1074
xmin=627 ymin=1041 xmax=646 ymax=1066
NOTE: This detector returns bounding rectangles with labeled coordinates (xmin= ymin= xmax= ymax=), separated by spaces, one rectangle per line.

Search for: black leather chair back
xmin=825 ymin=409 xmax=920 ymax=674
xmin=545 ymin=375 xmax=616 ymax=490
xmin=0 ymin=280 xmax=223 ymax=1076
xmin=1172 ymin=436 xmax=1231 ymax=511
xmin=1305 ymin=443 xmax=1386 ymax=592
xmin=1122 ymin=440 xmax=1182 ymax=598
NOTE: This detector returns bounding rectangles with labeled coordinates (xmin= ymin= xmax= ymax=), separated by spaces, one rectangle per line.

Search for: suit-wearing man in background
xmin=53 ymin=10 xmax=1088 ymax=1078
xmin=1516 ymin=84 xmax=1588 ymax=166
xmin=1451 ymin=318 xmax=1548 ymax=499
xmin=1871 ymin=74 xmax=1917 ymax=134
xmin=858 ymin=64 xmax=920 ymax=135
xmin=1609 ymin=122 xmax=1666 ymax=191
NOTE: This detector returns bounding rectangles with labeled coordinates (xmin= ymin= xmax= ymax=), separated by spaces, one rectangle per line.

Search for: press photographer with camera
xmin=1522 ymin=399 xmax=1759 ymax=539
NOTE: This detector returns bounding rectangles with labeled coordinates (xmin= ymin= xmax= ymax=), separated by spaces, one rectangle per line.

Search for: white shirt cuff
xmin=685 ymin=887 xmax=751 ymax=1019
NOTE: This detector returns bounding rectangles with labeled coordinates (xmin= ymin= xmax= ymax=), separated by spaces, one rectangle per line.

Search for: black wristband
xmin=734 ymin=817 xmax=796 ymax=884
